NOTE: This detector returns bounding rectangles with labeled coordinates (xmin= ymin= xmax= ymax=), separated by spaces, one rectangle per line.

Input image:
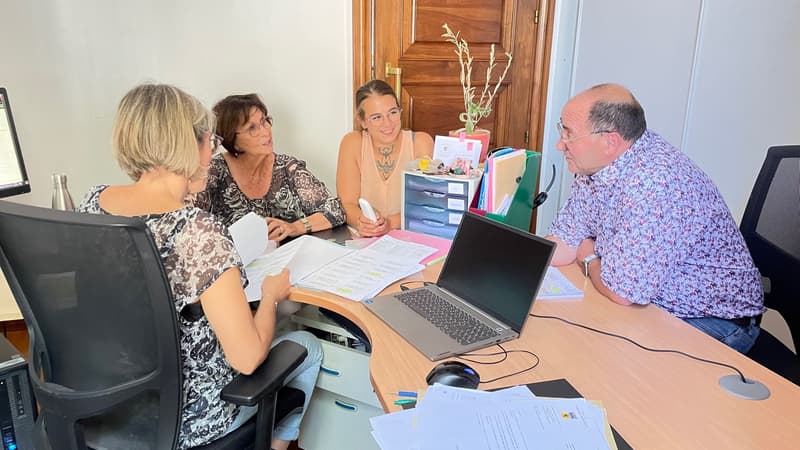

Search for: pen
xmin=393 ymin=399 xmax=416 ymax=405
xmin=396 ymin=391 xmax=418 ymax=398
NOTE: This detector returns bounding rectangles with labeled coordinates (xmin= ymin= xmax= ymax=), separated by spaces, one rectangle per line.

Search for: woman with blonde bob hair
xmin=78 ymin=83 xmax=322 ymax=450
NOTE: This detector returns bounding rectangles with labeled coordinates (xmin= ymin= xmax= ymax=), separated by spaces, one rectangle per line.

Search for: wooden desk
xmin=290 ymin=264 xmax=800 ymax=449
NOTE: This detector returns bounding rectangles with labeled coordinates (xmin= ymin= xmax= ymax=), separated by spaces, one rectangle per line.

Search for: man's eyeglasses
xmin=236 ymin=115 xmax=273 ymax=137
xmin=556 ymin=119 xmax=612 ymax=143
xmin=367 ymin=107 xmax=402 ymax=125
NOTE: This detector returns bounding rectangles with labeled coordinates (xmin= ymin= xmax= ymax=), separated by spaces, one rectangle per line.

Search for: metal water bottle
xmin=51 ymin=173 xmax=75 ymax=211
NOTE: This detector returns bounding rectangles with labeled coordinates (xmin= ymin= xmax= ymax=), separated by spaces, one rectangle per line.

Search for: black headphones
xmin=532 ymin=164 xmax=556 ymax=209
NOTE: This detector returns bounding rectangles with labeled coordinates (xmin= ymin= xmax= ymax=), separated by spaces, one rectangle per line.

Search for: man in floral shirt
xmin=547 ymin=83 xmax=764 ymax=353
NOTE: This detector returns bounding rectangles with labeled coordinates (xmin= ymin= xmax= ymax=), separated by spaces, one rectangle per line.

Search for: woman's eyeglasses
xmin=366 ymin=107 xmax=402 ymax=125
xmin=236 ymin=115 xmax=273 ymax=137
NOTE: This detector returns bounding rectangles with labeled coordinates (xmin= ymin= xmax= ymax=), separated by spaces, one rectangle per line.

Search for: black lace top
xmin=190 ymin=154 xmax=346 ymax=227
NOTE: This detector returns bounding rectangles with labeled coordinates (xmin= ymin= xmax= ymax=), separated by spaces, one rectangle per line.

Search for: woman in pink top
xmin=337 ymin=80 xmax=433 ymax=237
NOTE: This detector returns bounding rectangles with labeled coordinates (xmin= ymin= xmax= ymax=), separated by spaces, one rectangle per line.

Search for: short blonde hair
xmin=113 ymin=83 xmax=214 ymax=181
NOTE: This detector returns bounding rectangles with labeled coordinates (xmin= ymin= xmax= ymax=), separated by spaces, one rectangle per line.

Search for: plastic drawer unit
xmin=401 ymin=171 xmax=481 ymax=239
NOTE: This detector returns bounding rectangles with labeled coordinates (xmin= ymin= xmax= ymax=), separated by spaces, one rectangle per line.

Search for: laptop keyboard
xmin=397 ymin=289 xmax=499 ymax=345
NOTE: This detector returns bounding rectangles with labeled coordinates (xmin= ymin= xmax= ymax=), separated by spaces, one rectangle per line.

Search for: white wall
xmin=539 ymin=0 xmax=800 ymax=233
xmin=681 ymin=0 xmax=800 ymax=220
xmin=0 ymin=0 xmax=353 ymax=208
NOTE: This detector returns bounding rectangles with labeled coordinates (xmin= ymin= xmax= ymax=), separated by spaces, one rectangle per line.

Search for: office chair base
xmin=719 ymin=375 xmax=770 ymax=400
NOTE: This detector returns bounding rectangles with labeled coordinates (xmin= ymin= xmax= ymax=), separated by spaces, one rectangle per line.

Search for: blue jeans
xmin=682 ymin=316 xmax=760 ymax=354
xmin=225 ymin=330 xmax=323 ymax=441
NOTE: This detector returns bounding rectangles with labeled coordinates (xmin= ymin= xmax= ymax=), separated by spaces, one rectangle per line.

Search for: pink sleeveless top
xmin=360 ymin=130 xmax=415 ymax=217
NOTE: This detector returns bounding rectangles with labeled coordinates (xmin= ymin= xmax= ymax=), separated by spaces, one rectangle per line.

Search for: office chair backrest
xmin=740 ymin=145 xmax=800 ymax=352
xmin=0 ymin=201 xmax=182 ymax=449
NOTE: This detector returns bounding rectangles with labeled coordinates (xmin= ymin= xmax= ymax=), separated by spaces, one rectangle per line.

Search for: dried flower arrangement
xmin=441 ymin=23 xmax=513 ymax=134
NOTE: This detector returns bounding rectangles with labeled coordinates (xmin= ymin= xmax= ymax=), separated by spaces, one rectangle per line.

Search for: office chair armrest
xmin=221 ymin=340 xmax=308 ymax=407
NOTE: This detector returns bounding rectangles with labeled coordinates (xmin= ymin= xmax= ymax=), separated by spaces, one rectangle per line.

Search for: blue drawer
xmin=404 ymin=204 xmax=464 ymax=225
xmin=405 ymin=218 xmax=458 ymax=240
xmin=405 ymin=175 xmax=471 ymax=197
xmin=404 ymin=190 xmax=469 ymax=211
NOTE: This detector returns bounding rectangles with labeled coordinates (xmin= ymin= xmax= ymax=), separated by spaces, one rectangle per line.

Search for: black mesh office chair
xmin=0 ymin=201 xmax=307 ymax=450
xmin=740 ymin=145 xmax=800 ymax=386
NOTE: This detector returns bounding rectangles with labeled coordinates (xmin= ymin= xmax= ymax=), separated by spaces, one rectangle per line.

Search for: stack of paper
xmin=537 ymin=267 xmax=584 ymax=300
xmin=370 ymin=384 xmax=615 ymax=450
xmin=229 ymin=213 xmax=437 ymax=302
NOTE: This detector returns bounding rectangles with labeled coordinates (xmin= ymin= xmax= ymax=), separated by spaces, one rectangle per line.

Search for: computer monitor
xmin=0 ymin=88 xmax=31 ymax=198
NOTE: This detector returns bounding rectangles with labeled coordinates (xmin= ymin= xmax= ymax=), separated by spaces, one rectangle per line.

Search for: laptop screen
xmin=0 ymin=88 xmax=31 ymax=198
xmin=437 ymin=213 xmax=555 ymax=332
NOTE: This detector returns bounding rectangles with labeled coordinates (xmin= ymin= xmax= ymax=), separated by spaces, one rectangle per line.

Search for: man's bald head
xmin=576 ymin=83 xmax=647 ymax=142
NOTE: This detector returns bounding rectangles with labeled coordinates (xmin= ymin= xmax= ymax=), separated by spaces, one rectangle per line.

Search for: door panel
xmin=364 ymin=0 xmax=538 ymax=149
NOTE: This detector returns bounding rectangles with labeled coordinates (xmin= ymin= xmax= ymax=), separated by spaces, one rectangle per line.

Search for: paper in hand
xmin=228 ymin=212 xmax=269 ymax=265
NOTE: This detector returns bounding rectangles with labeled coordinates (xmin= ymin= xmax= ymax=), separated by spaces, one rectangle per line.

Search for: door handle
xmin=385 ymin=62 xmax=402 ymax=102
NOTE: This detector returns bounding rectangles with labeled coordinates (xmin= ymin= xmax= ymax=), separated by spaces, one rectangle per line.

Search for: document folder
xmin=470 ymin=149 xmax=541 ymax=232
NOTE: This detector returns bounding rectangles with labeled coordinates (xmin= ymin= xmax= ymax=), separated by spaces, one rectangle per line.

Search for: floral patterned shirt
xmin=549 ymin=130 xmax=765 ymax=319
xmin=190 ymin=153 xmax=346 ymax=227
xmin=79 ymin=185 xmax=247 ymax=449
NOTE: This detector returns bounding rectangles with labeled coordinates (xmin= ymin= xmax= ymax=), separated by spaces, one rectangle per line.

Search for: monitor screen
xmin=0 ymin=88 xmax=31 ymax=198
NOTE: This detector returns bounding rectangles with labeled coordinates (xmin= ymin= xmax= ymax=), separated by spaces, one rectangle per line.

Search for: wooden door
xmin=353 ymin=0 xmax=553 ymax=151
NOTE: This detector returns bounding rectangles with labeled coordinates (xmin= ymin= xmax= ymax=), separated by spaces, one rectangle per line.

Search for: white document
xmin=537 ymin=267 xmax=584 ymax=300
xmin=228 ymin=212 xmax=270 ymax=265
xmin=242 ymin=235 xmax=426 ymax=302
xmin=243 ymin=235 xmax=352 ymax=301
xmin=369 ymin=409 xmax=420 ymax=450
xmin=432 ymin=134 xmax=482 ymax=169
xmin=301 ymin=247 xmax=423 ymax=302
xmin=421 ymin=384 xmax=535 ymax=405
xmin=415 ymin=393 xmax=609 ymax=449
xmin=370 ymin=384 xmax=610 ymax=450
xmin=364 ymin=235 xmax=437 ymax=264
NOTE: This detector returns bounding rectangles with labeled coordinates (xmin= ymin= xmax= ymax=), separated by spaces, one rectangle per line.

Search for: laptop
xmin=364 ymin=212 xmax=555 ymax=361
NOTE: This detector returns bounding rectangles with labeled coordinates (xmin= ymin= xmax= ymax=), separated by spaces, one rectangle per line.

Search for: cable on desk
xmin=457 ymin=343 xmax=541 ymax=385
xmin=530 ymin=313 xmax=747 ymax=382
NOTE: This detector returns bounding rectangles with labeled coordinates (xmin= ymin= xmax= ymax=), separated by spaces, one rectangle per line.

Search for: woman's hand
xmin=357 ymin=211 xmax=390 ymax=237
xmin=266 ymin=217 xmax=302 ymax=242
xmin=261 ymin=268 xmax=291 ymax=303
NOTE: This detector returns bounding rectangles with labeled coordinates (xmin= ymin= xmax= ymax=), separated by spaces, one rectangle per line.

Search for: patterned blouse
xmin=79 ymin=185 xmax=247 ymax=449
xmin=549 ymin=130 xmax=764 ymax=319
xmin=190 ymin=153 xmax=346 ymax=227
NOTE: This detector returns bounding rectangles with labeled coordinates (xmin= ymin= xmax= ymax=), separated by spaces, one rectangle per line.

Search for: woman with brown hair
xmin=336 ymin=80 xmax=433 ymax=237
xmin=191 ymin=93 xmax=345 ymax=242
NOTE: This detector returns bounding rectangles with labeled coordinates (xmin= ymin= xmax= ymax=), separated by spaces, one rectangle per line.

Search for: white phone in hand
xmin=358 ymin=197 xmax=378 ymax=222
